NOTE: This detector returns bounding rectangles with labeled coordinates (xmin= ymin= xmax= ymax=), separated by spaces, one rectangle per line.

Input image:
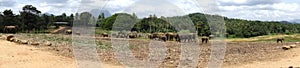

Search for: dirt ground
xmin=98 ymin=39 xmax=300 ymax=68
xmin=0 ymin=40 xmax=125 ymax=68
xmin=1 ymin=34 xmax=300 ymax=68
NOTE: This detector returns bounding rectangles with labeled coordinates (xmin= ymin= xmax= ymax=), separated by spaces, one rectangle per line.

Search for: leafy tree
xmin=3 ymin=9 xmax=16 ymax=26
xmin=0 ymin=13 xmax=4 ymax=32
xmin=68 ymin=14 xmax=74 ymax=26
xmin=20 ymin=5 xmax=42 ymax=32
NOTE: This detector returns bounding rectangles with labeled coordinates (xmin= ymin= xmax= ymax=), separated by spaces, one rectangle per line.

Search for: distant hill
xmin=290 ymin=19 xmax=300 ymax=24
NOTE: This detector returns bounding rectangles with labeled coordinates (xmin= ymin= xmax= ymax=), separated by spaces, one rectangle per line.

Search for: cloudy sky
xmin=0 ymin=0 xmax=300 ymax=21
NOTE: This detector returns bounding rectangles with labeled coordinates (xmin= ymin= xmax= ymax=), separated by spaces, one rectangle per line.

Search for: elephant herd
xmin=106 ymin=31 xmax=213 ymax=43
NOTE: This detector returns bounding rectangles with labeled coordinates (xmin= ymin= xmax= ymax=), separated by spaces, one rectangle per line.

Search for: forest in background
xmin=1 ymin=5 xmax=300 ymax=38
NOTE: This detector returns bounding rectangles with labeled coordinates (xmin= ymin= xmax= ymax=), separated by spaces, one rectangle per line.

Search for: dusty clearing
xmin=0 ymin=40 xmax=124 ymax=68
xmin=0 ymin=40 xmax=76 ymax=68
xmin=1 ymin=34 xmax=300 ymax=68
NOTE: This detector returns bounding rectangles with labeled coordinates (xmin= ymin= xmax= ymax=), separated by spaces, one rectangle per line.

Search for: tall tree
xmin=3 ymin=9 xmax=16 ymax=26
xmin=20 ymin=5 xmax=42 ymax=31
xmin=0 ymin=13 xmax=4 ymax=32
xmin=68 ymin=14 xmax=74 ymax=26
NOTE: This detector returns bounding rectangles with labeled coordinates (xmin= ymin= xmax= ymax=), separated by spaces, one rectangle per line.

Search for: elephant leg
xmin=162 ymin=37 xmax=166 ymax=42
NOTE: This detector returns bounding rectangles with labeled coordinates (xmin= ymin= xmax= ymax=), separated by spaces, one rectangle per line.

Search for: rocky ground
xmin=3 ymin=33 xmax=299 ymax=68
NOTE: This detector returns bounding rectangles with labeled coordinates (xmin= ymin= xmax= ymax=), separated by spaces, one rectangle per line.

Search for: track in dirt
xmin=224 ymin=47 xmax=300 ymax=68
xmin=97 ymin=38 xmax=300 ymax=68
xmin=0 ymin=40 xmax=76 ymax=68
xmin=0 ymin=40 xmax=124 ymax=68
xmin=3 ymin=33 xmax=300 ymax=68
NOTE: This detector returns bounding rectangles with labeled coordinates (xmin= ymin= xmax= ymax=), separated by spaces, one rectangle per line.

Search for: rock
xmin=282 ymin=46 xmax=291 ymax=50
xmin=166 ymin=57 xmax=171 ymax=59
xmin=44 ymin=42 xmax=52 ymax=46
xmin=290 ymin=45 xmax=297 ymax=48
xmin=6 ymin=35 xmax=14 ymax=41
xmin=13 ymin=38 xmax=20 ymax=43
xmin=30 ymin=42 xmax=39 ymax=45
xmin=75 ymin=32 xmax=80 ymax=35
xmin=0 ymin=35 xmax=6 ymax=40
xmin=170 ymin=61 xmax=174 ymax=63
xmin=9 ymin=38 xmax=16 ymax=42
xmin=20 ymin=40 xmax=28 ymax=44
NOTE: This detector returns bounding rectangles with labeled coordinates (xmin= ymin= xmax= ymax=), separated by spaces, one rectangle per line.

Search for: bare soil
xmin=2 ymin=33 xmax=300 ymax=68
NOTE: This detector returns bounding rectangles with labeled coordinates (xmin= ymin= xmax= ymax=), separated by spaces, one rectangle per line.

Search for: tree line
xmin=1 ymin=5 xmax=300 ymax=38
xmin=98 ymin=13 xmax=300 ymax=38
xmin=0 ymin=5 xmax=74 ymax=33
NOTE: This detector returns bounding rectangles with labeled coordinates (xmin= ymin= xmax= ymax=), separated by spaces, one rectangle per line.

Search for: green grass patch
xmin=96 ymin=41 xmax=112 ymax=49
xmin=95 ymin=28 xmax=111 ymax=34
xmin=128 ymin=44 xmax=136 ymax=49
xmin=250 ymin=34 xmax=300 ymax=42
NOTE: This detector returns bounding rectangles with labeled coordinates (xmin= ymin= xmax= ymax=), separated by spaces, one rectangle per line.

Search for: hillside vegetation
xmin=98 ymin=13 xmax=300 ymax=38
xmin=227 ymin=34 xmax=300 ymax=42
xmin=1 ymin=5 xmax=300 ymax=38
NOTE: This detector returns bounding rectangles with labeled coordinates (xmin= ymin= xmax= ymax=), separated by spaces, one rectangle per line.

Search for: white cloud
xmin=0 ymin=0 xmax=16 ymax=7
xmin=217 ymin=0 xmax=300 ymax=21
xmin=1 ymin=0 xmax=300 ymax=21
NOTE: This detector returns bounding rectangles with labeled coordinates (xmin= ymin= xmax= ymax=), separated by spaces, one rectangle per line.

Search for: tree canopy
xmin=0 ymin=5 xmax=74 ymax=33
xmin=1 ymin=5 xmax=299 ymax=38
xmin=98 ymin=13 xmax=300 ymax=38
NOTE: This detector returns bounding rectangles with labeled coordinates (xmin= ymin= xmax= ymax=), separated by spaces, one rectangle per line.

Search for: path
xmin=224 ymin=46 xmax=300 ymax=68
xmin=0 ymin=40 xmax=123 ymax=68
xmin=2 ymin=38 xmax=300 ymax=68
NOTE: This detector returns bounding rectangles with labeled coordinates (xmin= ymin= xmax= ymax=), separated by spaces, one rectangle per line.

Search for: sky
xmin=0 ymin=0 xmax=300 ymax=22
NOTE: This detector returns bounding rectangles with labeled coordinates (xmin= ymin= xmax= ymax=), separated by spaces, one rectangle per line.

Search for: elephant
xmin=201 ymin=37 xmax=209 ymax=44
xmin=165 ymin=32 xmax=178 ymax=41
xmin=128 ymin=32 xmax=138 ymax=38
xmin=178 ymin=33 xmax=197 ymax=42
xmin=112 ymin=31 xmax=129 ymax=38
xmin=148 ymin=33 xmax=154 ymax=39
xmin=151 ymin=33 xmax=166 ymax=42
xmin=65 ymin=30 xmax=72 ymax=34
xmin=209 ymin=35 xmax=215 ymax=39
xmin=3 ymin=26 xmax=17 ymax=33
xmin=102 ymin=33 xmax=109 ymax=37
xmin=277 ymin=38 xmax=284 ymax=43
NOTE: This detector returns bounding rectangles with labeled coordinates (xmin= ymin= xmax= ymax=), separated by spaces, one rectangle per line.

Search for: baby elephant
xmin=277 ymin=38 xmax=284 ymax=43
xmin=201 ymin=37 xmax=209 ymax=44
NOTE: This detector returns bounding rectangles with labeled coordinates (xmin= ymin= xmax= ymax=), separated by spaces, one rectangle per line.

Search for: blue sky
xmin=0 ymin=0 xmax=300 ymax=21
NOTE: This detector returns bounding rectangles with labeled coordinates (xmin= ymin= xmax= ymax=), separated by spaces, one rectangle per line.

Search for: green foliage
xmin=20 ymin=5 xmax=43 ymax=31
xmin=97 ymin=12 xmax=300 ymax=38
xmin=1 ymin=5 xmax=300 ymax=38
xmin=178 ymin=30 xmax=191 ymax=34
xmin=0 ymin=5 xmax=74 ymax=33
xmin=128 ymin=44 xmax=136 ymax=49
xmin=96 ymin=41 xmax=112 ymax=49
xmin=251 ymin=34 xmax=300 ymax=42
xmin=95 ymin=28 xmax=111 ymax=34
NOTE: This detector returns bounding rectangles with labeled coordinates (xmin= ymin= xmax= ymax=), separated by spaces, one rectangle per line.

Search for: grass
xmin=96 ymin=41 xmax=112 ymax=50
xmin=20 ymin=33 xmax=72 ymax=43
xmin=227 ymin=34 xmax=300 ymax=42
xmin=128 ymin=44 xmax=137 ymax=49
xmin=95 ymin=28 xmax=111 ymax=34
xmin=255 ymin=35 xmax=300 ymax=42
